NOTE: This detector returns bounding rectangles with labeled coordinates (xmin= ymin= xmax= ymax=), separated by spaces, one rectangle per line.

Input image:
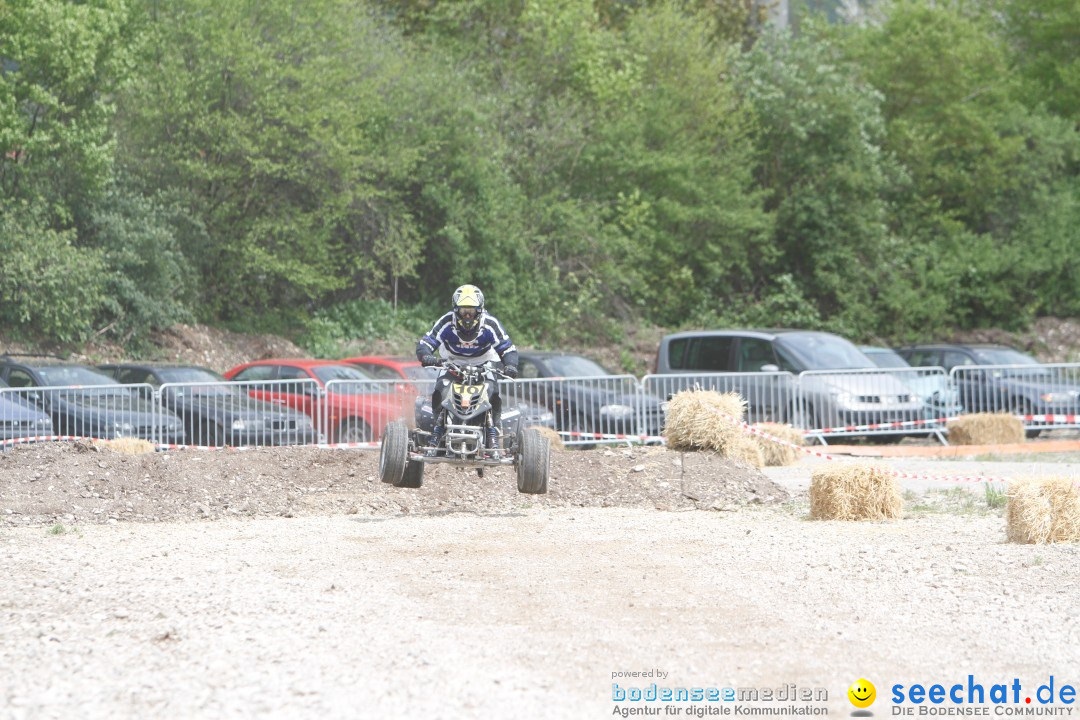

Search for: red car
xmin=223 ymin=359 xmax=409 ymax=443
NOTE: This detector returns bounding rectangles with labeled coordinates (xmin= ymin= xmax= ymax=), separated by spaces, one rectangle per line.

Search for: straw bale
xmin=728 ymin=434 xmax=764 ymax=467
xmin=947 ymin=413 xmax=1024 ymax=445
xmin=94 ymin=438 xmax=156 ymax=455
xmin=663 ymin=390 xmax=746 ymax=454
xmin=753 ymin=423 xmax=804 ymax=467
xmin=1006 ymin=477 xmax=1080 ymax=544
xmin=526 ymin=426 xmax=565 ymax=451
xmin=809 ymin=464 xmax=901 ymax=521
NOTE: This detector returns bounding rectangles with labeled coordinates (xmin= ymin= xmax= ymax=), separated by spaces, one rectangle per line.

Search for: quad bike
xmin=378 ymin=360 xmax=549 ymax=494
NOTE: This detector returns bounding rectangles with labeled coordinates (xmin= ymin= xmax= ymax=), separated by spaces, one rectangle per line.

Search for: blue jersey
xmin=419 ymin=312 xmax=516 ymax=364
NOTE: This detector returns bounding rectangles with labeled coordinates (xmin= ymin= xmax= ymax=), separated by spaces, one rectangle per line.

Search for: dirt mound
xmin=0 ymin=443 xmax=787 ymax=527
xmin=145 ymin=323 xmax=308 ymax=372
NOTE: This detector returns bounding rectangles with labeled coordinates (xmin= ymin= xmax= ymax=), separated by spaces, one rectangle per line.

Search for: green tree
xmin=739 ymin=28 xmax=899 ymax=335
xmin=0 ymin=0 xmax=138 ymax=222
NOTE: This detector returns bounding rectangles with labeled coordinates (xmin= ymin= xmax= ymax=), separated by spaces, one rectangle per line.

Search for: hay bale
xmin=664 ymin=389 xmax=746 ymax=453
xmin=809 ymin=464 xmax=901 ymax=521
xmin=947 ymin=413 xmax=1025 ymax=445
xmin=728 ymin=433 xmax=764 ymax=467
xmin=94 ymin=438 xmax=156 ymax=455
xmin=526 ymin=425 xmax=564 ymax=451
xmin=753 ymin=423 xmax=804 ymax=466
xmin=1006 ymin=478 xmax=1080 ymax=544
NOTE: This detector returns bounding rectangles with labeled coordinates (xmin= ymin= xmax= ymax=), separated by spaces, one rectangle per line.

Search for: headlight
xmin=231 ymin=419 xmax=248 ymax=431
xmin=660 ymin=401 xmax=670 ymax=413
xmin=599 ymin=404 xmax=634 ymax=419
xmin=1040 ymin=392 xmax=1078 ymax=403
xmin=831 ymin=391 xmax=854 ymax=409
xmin=36 ymin=417 xmax=51 ymax=427
xmin=113 ymin=422 xmax=134 ymax=436
xmin=537 ymin=411 xmax=554 ymax=422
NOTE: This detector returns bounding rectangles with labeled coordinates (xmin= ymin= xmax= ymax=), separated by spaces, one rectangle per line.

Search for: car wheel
xmin=337 ymin=418 xmax=372 ymax=444
xmin=1010 ymin=398 xmax=1041 ymax=439
xmin=201 ymin=421 xmax=223 ymax=447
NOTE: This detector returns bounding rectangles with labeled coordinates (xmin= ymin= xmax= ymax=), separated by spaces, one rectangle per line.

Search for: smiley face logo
xmin=848 ymin=679 xmax=876 ymax=708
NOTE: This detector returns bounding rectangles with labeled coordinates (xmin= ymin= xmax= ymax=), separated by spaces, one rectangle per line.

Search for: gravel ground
xmin=1 ymin=443 xmax=1079 ymax=719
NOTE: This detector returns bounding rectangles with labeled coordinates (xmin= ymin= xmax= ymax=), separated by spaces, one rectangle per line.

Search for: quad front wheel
xmin=379 ymin=420 xmax=409 ymax=485
xmin=516 ymin=428 xmax=550 ymax=495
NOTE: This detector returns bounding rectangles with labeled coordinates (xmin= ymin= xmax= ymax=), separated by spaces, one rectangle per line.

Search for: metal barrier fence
xmin=0 ymin=383 xmax=182 ymax=445
xmin=641 ymin=371 xmax=796 ymax=426
xmin=3 ymin=362 xmax=1079 ymax=450
xmin=501 ymin=374 xmax=660 ymax=445
xmin=159 ymin=379 xmax=322 ymax=447
xmin=795 ymin=367 xmax=954 ymax=443
xmin=950 ymin=363 xmax=1080 ymax=432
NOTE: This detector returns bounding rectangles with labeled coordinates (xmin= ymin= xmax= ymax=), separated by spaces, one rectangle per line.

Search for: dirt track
xmin=2 ymin=444 xmax=1079 ymax=719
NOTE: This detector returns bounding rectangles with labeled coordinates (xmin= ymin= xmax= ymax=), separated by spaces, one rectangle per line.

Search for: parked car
xmin=342 ymin=355 xmax=557 ymax=432
xmin=514 ymin=351 xmax=665 ymax=438
xmin=0 ymin=359 xmax=184 ymax=443
xmin=654 ymin=330 xmax=925 ymax=431
xmin=895 ymin=343 xmax=1080 ymax=419
xmin=0 ymin=376 xmax=55 ymax=442
xmin=223 ymin=359 xmax=408 ymax=443
xmin=97 ymin=363 xmax=316 ymax=447
xmin=859 ymin=346 xmax=963 ymax=420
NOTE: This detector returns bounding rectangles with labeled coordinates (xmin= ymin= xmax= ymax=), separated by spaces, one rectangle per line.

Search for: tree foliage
xmin=0 ymin=0 xmax=1076 ymax=351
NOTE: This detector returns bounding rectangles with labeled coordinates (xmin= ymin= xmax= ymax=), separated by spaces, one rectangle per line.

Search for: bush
xmin=0 ymin=204 xmax=106 ymax=344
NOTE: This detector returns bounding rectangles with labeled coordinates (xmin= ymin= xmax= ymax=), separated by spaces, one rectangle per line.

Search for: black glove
xmin=421 ymin=354 xmax=440 ymax=367
xmin=502 ymin=364 xmax=519 ymax=379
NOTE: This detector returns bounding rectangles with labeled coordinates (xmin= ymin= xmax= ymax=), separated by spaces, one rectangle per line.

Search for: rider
xmin=416 ymin=284 xmax=519 ymax=457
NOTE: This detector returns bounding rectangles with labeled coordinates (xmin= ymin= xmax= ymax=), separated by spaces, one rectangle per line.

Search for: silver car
xmin=654 ymin=329 xmax=925 ymax=431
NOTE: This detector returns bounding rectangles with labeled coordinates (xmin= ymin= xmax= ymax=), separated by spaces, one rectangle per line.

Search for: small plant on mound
xmin=809 ymin=464 xmax=901 ymax=521
xmin=663 ymin=390 xmax=763 ymax=467
xmin=1006 ymin=478 xmax=1080 ymax=544
xmin=947 ymin=413 xmax=1025 ymax=445
xmin=95 ymin=438 xmax=156 ymax=454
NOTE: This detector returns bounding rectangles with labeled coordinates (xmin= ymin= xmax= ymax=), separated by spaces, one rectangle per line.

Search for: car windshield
xmin=401 ymin=366 xmax=434 ymax=381
xmin=970 ymin=348 xmax=1051 ymax=377
xmin=37 ymin=366 xmax=127 ymax=393
xmin=776 ymin=333 xmax=874 ymax=370
xmin=158 ymin=368 xmax=237 ymax=397
xmin=314 ymin=365 xmax=389 ymax=394
xmin=862 ymin=348 xmax=910 ymax=369
xmin=972 ymin=348 xmax=1040 ymax=366
xmin=544 ymin=355 xmax=610 ymax=377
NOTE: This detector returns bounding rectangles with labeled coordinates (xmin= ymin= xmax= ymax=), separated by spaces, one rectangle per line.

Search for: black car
xmin=896 ymin=343 xmax=1080 ymax=423
xmin=0 ymin=360 xmax=185 ymax=444
xmin=98 ymin=363 xmax=317 ymax=447
xmin=0 ymin=376 xmax=55 ymax=443
xmin=513 ymin=351 xmax=664 ymax=440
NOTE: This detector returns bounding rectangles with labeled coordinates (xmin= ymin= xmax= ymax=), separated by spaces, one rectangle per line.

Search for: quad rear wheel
xmin=397 ymin=459 xmax=424 ymax=488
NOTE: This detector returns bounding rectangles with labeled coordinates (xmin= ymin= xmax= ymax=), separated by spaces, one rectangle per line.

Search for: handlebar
xmin=432 ymin=359 xmax=516 ymax=381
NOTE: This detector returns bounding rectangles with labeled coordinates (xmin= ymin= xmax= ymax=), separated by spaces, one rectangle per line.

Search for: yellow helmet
xmin=452 ymin=284 xmax=484 ymax=337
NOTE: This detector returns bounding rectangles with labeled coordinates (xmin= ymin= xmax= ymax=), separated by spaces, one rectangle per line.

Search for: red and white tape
xmin=805 ymin=416 xmax=950 ymax=435
xmin=805 ymin=413 xmax=1080 ymax=437
xmin=709 ymin=411 xmax=1019 ymax=486
xmin=558 ymin=430 xmax=666 ymax=443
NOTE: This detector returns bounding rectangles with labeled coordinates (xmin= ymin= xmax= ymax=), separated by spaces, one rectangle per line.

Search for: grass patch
xmin=984 ymin=483 xmax=1008 ymax=509
xmin=48 ymin=523 xmax=66 ymax=536
xmin=906 ymin=486 xmax=1007 ymax=517
xmin=941 ymin=453 xmax=1080 ymax=464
